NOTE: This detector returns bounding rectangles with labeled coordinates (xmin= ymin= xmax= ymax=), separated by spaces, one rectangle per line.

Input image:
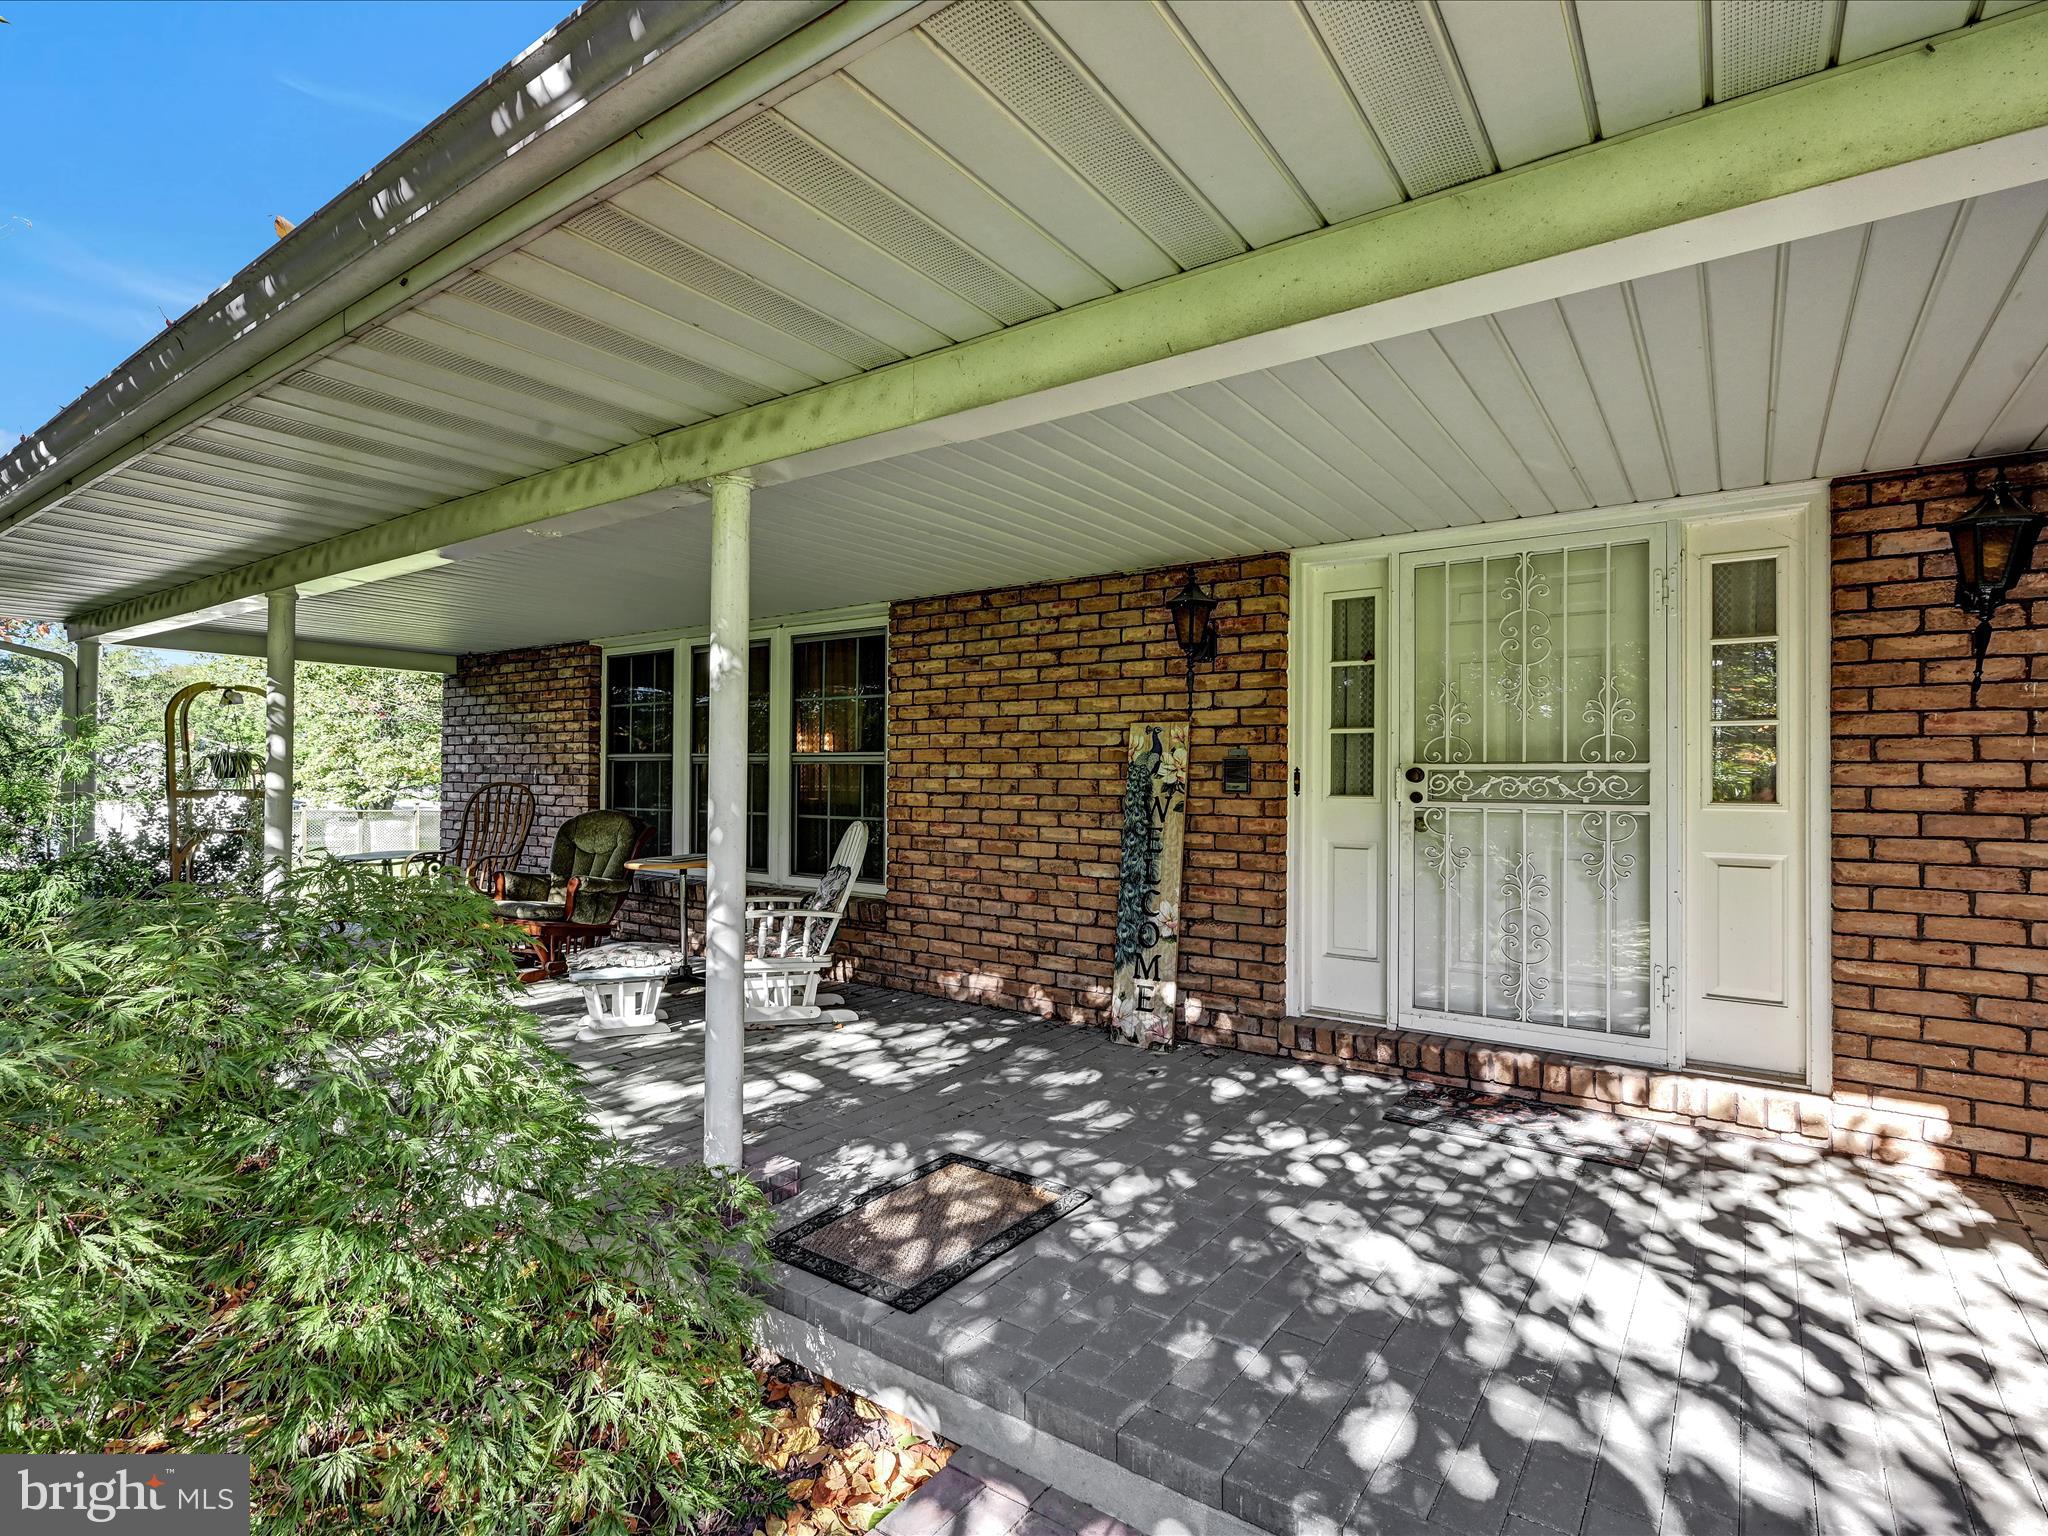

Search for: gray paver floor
xmin=531 ymin=981 xmax=2048 ymax=1536
xmin=875 ymin=1445 xmax=1137 ymax=1536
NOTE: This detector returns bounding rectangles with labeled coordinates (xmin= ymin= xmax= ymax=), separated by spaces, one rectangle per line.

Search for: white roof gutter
xmin=0 ymin=0 xmax=867 ymax=528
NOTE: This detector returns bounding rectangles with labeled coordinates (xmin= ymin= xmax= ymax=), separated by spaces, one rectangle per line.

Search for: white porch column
xmin=263 ymin=589 xmax=297 ymax=898
xmin=703 ymin=472 xmax=753 ymax=1170
xmin=73 ymin=639 xmax=99 ymax=844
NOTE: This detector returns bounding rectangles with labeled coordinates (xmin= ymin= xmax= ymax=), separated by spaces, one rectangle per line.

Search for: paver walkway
xmin=878 ymin=1446 xmax=1136 ymax=1536
xmin=534 ymin=982 xmax=2048 ymax=1536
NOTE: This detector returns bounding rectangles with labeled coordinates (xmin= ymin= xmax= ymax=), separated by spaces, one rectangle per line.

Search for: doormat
xmin=1383 ymin=1082 xmax=1651 ymax=1169
xmin=769 ymin=1154 xmax=1090 ymax=1313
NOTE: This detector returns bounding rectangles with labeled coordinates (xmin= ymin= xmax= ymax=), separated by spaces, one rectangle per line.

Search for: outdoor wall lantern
xmin=1167 ymin=568 xmax=1218 ymax=665
xmin=1947 ymin=471 xmax=2044 ymax=700
xmin=1166 ymin=567 xmax=1219 ymax=717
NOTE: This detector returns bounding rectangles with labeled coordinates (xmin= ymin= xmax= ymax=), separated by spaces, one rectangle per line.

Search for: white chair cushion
xmin=568 ymin=941 xmax=687 ymax=976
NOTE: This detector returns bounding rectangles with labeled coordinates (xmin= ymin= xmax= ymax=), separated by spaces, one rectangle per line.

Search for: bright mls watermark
xmin=1 ymin=1456 xmax=249 ymax=1534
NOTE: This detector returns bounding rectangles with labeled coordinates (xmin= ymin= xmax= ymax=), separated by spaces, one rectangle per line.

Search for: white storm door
xmin=1399 ymin=524 xmax=1673 ymax=1062
xmin=1304 ymin=563 xmax=1387 ymax=1020
xmin=1682 ymin=515 xmax=1809 ymax=1078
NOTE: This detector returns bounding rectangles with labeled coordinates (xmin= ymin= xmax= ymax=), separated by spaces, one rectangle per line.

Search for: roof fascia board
xmin=0 ymin=0 xmax=929 ymax=535
xmin=132 ymin=626 xmax=457 ymax=674
xmin=66 ymin=10 xmax=2048 ymax=640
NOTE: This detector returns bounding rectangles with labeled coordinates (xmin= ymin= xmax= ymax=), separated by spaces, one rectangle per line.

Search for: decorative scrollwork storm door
xmin=1406 ymin=534 xmax=1660 ymax=1039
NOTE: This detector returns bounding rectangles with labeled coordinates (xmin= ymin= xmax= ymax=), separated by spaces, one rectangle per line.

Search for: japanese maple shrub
xmin=0 ymin=862 xmax=782 ymax=1533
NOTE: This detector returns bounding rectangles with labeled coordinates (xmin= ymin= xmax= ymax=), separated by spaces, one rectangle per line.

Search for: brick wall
xmin=442 ymin=643 xmax=603 ymax=871
xmin=864 ymin=556 xmax=1290 ymax=1048
xmin=1831 ymin=454 xmax=2048 ymax=1182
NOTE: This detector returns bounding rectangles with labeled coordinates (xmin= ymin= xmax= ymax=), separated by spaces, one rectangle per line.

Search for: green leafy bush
xmin=0 ymin=862 xmax=782 ymax=1533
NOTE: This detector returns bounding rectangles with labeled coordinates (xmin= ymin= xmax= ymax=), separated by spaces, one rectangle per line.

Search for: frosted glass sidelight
xmin=1712 ymin=557 xmax=1776 ymax=638
xmin=1708 ymin=557 xmax=1780 ymax=804
xmin=1327 ymin=594 xmax=1377 ymax=797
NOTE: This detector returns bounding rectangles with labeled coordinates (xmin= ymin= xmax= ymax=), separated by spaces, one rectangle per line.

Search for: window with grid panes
xmin=791 ymin=633 xmax=885 ymax=882
xmin=603 ymin=650 xmax=675 ymax=854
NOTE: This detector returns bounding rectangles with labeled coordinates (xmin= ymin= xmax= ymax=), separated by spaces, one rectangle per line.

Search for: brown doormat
xmin=769 ymin=1154 xmax=1090 ymax=1313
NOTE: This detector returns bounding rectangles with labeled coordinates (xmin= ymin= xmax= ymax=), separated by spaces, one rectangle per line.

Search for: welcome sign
xmin=1111 ymin=721 xmax=1188 ymax=1049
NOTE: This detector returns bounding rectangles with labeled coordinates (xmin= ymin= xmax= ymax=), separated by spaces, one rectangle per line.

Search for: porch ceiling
xmin=155 ymin=176 xmax=2048 ymax=657
xmin=6 ymin=0 xmax=2045 ymax=655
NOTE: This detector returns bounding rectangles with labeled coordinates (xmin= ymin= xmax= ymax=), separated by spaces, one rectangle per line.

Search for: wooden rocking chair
xmin=743 ymin=822 xmax=868 ymax=1026
xmin=409 ymin=781 xmax=535 ymax=893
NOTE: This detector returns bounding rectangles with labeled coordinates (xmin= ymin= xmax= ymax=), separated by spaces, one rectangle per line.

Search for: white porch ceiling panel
xmin=1 ymin=0 xmax=2024 ymax=628
xmin=161 ymin=178 xmax=2048 ymax=658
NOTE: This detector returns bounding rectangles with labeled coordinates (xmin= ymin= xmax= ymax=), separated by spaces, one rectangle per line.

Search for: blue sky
xmin=0 ymin=0 xmax=572 ymax=447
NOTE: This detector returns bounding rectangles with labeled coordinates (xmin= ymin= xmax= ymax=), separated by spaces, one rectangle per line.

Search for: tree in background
xmin=0 ymin=626 xmax=441 ymax=811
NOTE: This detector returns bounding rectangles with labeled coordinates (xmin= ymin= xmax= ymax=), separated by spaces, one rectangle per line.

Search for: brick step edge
xmin=1272 ymin=1015 xmax=2000 ymax=1179
xmin=758 ymin=1307 xmax=1275 ymax=1536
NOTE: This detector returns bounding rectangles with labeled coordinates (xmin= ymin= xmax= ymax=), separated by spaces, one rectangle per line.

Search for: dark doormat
xmin=1383 ymin=1082 xmax=1651 ymax=1169
xmin=769 ymin=1154 xmax=1090 ymax=1313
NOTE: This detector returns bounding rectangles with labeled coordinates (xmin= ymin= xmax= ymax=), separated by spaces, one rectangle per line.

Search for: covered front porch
xmin=13 ymin=1 xmax=2048 ymax=1179
xmin=11 ymin=5 xmax=2048 ymax=1533
xmin=531 ymin=979 xmax=2048 ymax=1536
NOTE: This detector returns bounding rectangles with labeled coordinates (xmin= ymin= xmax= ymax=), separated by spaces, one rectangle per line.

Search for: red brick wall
xmin=1832 ymin=454 xmax=2048 ymax=1182
xmin=442 ymin=643 xmax=603 ymax=872
xmin=864 ymin=556 xmax=1290 ymax=1048
xmin=442 ymin=563 xmax=1286 ymax=1037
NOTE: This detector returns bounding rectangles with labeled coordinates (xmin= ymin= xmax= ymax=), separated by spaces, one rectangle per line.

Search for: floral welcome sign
xmin=1111 ymin=722 xmax=1188 ymax=1050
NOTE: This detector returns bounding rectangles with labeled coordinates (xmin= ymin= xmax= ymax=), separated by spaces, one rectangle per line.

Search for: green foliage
xmin=0 ymin=863 xmax=782 ymax=1533
xmin=294 ymin=665 xmax=443 ymax=807
xmin=0 ymin=710 xmax=76 ymax=862
xmin=0 ymin=640 xmax=442 ymax=813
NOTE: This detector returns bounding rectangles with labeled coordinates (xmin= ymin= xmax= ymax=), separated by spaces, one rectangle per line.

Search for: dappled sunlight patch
xmin=528 ymin=981 xmax=2048 ymax=1533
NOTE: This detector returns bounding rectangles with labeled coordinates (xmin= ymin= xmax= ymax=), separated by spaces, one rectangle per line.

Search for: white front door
xmin=1396 ymin=523 xmax=1675 ymax=1061
xmin=1302 ymin=559 xmax=1388 ymax=1020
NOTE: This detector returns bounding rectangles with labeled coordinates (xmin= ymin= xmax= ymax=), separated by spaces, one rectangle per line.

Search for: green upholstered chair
xmin=492 ymin=810 xmax=648 ymax=980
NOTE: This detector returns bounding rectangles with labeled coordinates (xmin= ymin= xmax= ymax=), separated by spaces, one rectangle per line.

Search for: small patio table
xmin=623 ymin=854 xmax=708 ymax=963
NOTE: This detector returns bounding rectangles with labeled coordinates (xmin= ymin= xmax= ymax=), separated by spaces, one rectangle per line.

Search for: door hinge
xmin=1651 ymin=563 xmax=1680 ymax=614
xmin=1655 ymin=965 xmax=1677 ymax=1015
xmin=1292 ymin=766 xmax=1301 ymax=796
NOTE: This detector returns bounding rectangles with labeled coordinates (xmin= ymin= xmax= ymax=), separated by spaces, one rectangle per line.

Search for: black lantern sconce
xmin=1947 ymin=472 xmax=2044 ymax=701
xmin=1167 ymin=567 xmax=1219 ymax=717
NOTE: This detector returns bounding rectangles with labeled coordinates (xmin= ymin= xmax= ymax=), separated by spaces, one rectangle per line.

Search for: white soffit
xmin=1 ymin=0 xmax=2034 ymax=630
xmin=167 ymin=178 xmax=2048 ymax=659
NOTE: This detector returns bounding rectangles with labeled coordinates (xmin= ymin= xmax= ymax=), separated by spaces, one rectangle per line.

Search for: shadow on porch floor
xmin=527 ymin=980 xmax=2048 ymax=1536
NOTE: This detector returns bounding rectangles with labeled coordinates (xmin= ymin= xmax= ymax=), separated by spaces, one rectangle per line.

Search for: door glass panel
xmin=1331 ymin=734 xmax=1374 ymax=796
xmin=1712 ymin=725 xmax=1778 ymax=803
xmin=1708 ymin=558 xmax=1779 ymax=804
xmin=1712 ymin=557 xmax=1776 ymax=638
xmin=1332 ymin=596 xmax=1374 ymax=661
xmin=1408 ymin=539 xmax=1655 ymax=1039
xmin=1710 ymin=643 xmax=1776 ymax=720
xmin=1327 ymin=595 xmax=1376 ymax=797
xmin=1331 ymin=666 xmax=1374 ymax=728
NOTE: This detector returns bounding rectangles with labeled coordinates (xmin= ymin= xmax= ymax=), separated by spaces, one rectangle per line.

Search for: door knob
xmin=1404 ymin=766 xmax=1424 ymax=783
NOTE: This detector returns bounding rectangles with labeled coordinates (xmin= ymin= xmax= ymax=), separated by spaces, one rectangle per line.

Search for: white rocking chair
xmin=744 ymin=822 xmax=868 ymax=1026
